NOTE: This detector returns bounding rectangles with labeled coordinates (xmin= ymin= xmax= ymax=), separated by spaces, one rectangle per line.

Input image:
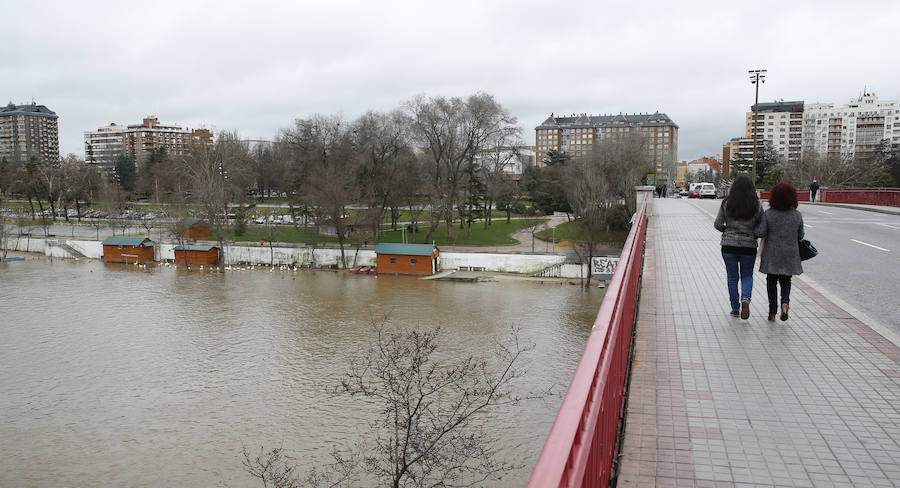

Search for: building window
xmin=410 ymin=258 xmax=418 ymax=265
xmin=389 ymin=258 xmax=397 ymax=264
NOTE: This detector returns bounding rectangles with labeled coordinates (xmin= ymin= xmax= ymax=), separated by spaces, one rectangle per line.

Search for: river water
xmin=0 ymin=258 xmax=603 ymax=487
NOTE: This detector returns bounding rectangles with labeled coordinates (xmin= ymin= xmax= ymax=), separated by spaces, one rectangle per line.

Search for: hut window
xmin=410 ymin=258 xmax=418 ymax=265
xmin=118 ymin=245 xmax=124 ymax=250
xmin=390 ymin=258 xmax=397 ymax=264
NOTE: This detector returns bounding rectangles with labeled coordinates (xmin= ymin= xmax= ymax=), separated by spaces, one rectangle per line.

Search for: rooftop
xmin=0 ymin=102 xmax=58 ymax=118
xmin=536 ymin=112 xmax=678 ymax=130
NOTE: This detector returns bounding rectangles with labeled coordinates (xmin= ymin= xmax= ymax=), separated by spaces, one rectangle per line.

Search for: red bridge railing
xmin=528 ymin=199 xmax=648 ymax=488
xmin=819 ymin=188 xmax=900 ymax=207
xmin=758 ymin=188 xmax=900 ymax=207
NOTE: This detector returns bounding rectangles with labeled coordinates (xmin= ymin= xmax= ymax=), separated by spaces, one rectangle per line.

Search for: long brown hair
xmin=722 ymin=175 xmax=759 ymax=220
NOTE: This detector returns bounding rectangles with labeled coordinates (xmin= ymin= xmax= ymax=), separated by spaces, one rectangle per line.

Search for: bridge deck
xmin=618 ymin=199 xmax=900 ymax=487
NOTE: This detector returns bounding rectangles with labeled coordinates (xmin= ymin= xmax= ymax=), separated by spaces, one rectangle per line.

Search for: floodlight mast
xmin=748 ymin=69 xmax=767 ymax=184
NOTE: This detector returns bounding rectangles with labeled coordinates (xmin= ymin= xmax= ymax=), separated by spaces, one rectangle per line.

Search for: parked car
xmin=679 ymin=188 xmax=689 ymax=197
xmin=698 ymin=183 xmax=717 ymax=199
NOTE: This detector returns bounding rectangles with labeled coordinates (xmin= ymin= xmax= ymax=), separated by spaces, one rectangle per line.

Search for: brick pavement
xmin=617 ymin=199 xmax=900 ymax=488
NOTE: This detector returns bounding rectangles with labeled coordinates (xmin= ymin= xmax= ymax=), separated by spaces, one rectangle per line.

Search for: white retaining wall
xmin=439 ymin=252 xmax=564 ymax=274
xmin=3 ymin=237 xmax=613 ymax=278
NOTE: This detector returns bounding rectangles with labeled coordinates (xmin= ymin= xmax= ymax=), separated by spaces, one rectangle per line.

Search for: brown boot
xmin=780 ymin=303 xmax=789 ymax=321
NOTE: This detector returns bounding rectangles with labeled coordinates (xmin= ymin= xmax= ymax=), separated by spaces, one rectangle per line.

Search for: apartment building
xmin=744 ymin=100 xmax=804 ymax=163
xmin=84 ymin=115 xmax=213 ymax=173
xmin=722 ymin=137 xmax=755 ymax=176
xmin=0 ymin=101 xmax=60 ymax=164
xmin=534 ymin=112 xmax=678 ymax=182
xmin=802 ymin=93 xmax=899 ymax=160
xmin=474 ymin=146 xmax=535 ymax=181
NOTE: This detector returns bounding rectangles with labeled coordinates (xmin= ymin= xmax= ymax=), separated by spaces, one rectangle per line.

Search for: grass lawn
xmin=535 ymin=220 xmax=629 ymax=245
xmin=378 ymin=219 xmax=547 ymax=246
xmin=223 ymin=219 xmax=546 ymax=247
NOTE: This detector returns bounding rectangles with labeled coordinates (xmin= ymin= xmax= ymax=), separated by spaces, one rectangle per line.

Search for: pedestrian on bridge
xmin=809 ymin=179 xmax=820 ymax=202
xmin=756 ymin=182 xmax=804 ymax=321
xmin=714 ymin=175 xmax=764 ymax=319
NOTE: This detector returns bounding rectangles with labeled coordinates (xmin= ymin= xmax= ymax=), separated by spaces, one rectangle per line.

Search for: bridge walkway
xmin=617 ymin=198 xmax=900 ymax=487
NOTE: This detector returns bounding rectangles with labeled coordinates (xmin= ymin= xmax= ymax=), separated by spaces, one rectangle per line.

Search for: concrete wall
xmin=4 ymin=237 xmax=614 ymax=278
xmin=439 ymin=252 xmax=564 ymax=274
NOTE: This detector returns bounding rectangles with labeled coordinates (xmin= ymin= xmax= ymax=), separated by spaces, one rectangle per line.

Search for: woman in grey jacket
xmin=756 ymin=182 xmax=804 ymax=321
xmin=714 ymin=176 xmax=764 ymax=319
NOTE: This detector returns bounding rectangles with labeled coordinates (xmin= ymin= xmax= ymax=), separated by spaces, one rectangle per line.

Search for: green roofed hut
xmin=375 ymin=243 xmax=440 ymax=276
xmin=173 ymin=244 xmax=219 ymax=266
xmin=102 ymin=236 xmax=156 ymax=263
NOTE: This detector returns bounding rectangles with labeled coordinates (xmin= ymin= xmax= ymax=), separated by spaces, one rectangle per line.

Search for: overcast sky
xmin=4 ymin=0 xmax=899 ymax=162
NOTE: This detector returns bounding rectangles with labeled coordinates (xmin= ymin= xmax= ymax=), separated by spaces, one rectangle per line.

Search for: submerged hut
xmin=175 ymin=218 xmax=211 ymax=239
xmin=173 ymin=245 xmax=219 ymax=266
xmin=375 ymin=243 xmax=440 ymax=276
xmin=102 ymin=236 xmax=156 ymax=263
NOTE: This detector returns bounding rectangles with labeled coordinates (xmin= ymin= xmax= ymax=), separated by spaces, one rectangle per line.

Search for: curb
xmin=803 ymin=202 xmax=900 ymax=216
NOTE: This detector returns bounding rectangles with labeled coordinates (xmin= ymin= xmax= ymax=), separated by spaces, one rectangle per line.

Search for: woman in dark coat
xmin=756 ymin=182 xmax=804 ymax=321
xmin=714 ymin=175 xmax=764 ymax=319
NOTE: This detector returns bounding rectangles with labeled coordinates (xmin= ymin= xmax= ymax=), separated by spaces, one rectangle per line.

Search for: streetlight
xmin=748 ymin=69 xmax=767 ymax=184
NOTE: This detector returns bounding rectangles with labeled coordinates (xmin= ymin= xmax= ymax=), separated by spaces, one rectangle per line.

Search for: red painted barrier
xmin=820 ymin=188 xmax=900 ymax=207
xmin=528 ymin=200 xmax=648 ymax=488
xmin=757 ymin=188 xmax=900 ymax=207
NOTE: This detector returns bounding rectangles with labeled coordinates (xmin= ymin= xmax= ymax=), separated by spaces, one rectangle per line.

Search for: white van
xmin=698 ymin=183 xmax=717 ymax=199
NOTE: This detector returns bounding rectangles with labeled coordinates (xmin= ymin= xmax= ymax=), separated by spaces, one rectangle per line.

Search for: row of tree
xmin=728 ymin=140 xmax=900 ymax=189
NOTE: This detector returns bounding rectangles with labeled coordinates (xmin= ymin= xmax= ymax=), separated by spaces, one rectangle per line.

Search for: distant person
xmin=714 ymin=175 xmax=764 ymax=319
xmin=809 ymin=179 xmax=820 ymax=202
xmin=662 ymin=184 xmax=668 ymax=198
xmin=655 ymin=184 xmax=662 ymax=198
xmin=756 ymin=182 xmax=804 ymax=322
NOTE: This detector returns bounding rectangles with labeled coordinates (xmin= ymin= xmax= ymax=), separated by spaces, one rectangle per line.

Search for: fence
xmin=528 ymin=199 xmax=648 ymax=487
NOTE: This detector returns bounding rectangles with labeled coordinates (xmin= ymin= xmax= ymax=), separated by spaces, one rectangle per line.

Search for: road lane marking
xmin=818 ymin=210 xmax=834 ymax=215
xmin=850 ymin=239 xmax=890 ymax=252
xmin=804 ymin=223 xmax=814 ymax=228
xmin=877 ymin=223 xmax=899 ymax=229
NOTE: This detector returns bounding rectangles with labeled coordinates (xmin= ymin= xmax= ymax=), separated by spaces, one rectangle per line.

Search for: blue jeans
xmin=722 ymin=252 xmax=756 ymax=312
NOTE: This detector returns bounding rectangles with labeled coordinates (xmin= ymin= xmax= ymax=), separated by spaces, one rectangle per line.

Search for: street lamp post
xmin=748 ymin=69 xmax=766 ymax=184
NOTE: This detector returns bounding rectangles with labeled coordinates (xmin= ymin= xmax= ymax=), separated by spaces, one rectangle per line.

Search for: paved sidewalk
xmin=617 ymin=199 xmax=900 ymax=487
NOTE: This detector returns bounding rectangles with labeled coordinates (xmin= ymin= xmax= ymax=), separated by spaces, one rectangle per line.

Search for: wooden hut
xmin=102 ymin=236 xmax=156 ymax=263
xmin=375 ymin=243 xmax=440 ymax=276
xmin=173 ymin=245 xmax=219 ymax=266
xmin=175 ymin=218 xmax=211 ymax=239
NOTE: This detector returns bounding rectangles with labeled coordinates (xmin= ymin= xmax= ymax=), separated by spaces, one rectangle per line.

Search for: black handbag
xmin=799 ymin=238 xmax=817 ymax=261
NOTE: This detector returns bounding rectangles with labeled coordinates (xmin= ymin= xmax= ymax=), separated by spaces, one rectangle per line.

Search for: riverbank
xmin=1 ymin=235 xmax=612 ymax=278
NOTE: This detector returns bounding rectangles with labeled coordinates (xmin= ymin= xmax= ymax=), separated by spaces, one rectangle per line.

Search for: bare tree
xmin=179 ymin=132 xmax=254 ymax=267
xmin=564 ymin=135 xmax=650 ymax=287
xmin=781 ymin=151 xmax=890 ymax=189
xmin=354 ymin=110 xmax=413 ymax=240
xmin=246 ymin=320 xmax=539 ymax=488
xmin=287 ymin=114 xmax=360 ymax=268
xmin=408 ymin=92 xmax=520 ymax=243
xmin=0 ymin=196 xmax=8 ymax=259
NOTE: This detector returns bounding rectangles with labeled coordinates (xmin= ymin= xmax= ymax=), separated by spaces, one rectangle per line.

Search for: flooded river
xmin=0 ymin=258 xmax=603 ymax=487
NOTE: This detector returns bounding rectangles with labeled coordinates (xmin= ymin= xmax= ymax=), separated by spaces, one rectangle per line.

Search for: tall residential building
xmin=744 ymin=100 xmax=804 ymax=162
xmin=722 ymin=137 xmax=755 ymax=176
xmin=84 ymin=115 xmax=213 ymax=173
xmin=534 ymin=112 xmax=679 ymax=182
xmin=801 ymin=93 xmax=899 ymax=160
xmin=0 ymin=101 xmax=60 ymax=164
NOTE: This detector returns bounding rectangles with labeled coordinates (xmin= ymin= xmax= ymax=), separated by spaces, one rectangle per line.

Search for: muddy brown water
xmin=0 ymin=259 xmax=603 ymax=487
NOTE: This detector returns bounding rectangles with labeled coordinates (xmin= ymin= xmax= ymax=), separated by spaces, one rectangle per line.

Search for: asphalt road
xmin=691 ymin=197 xmax=900 ymax=340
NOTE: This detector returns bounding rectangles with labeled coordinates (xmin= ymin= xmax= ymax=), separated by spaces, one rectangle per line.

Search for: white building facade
xmin=801 ymin=93 xmax=899 ymax=160
xmin=744 ymin=100 xmax=804 ymax=162
xmin=84 ymin=115 xmax=212 ymax=173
